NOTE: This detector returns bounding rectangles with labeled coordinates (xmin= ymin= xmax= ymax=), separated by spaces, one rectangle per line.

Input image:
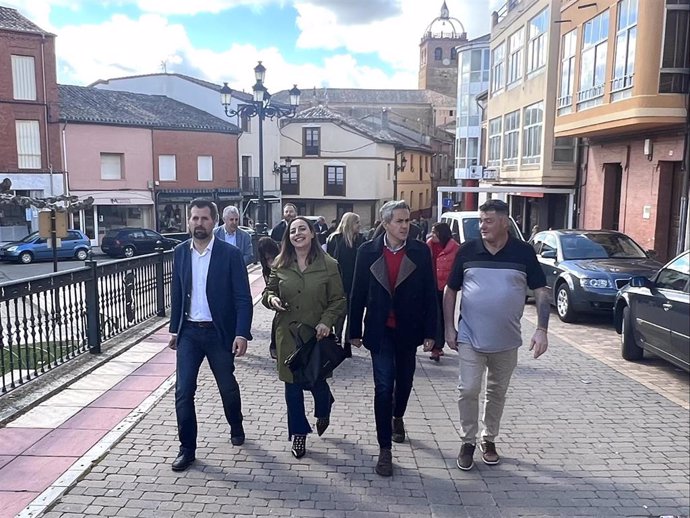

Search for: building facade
xmin=279 ymin=106 xmax=431 ymax=227
xmin=0 ymin=7 xmax=64 ymax=240
xmin=59 ymin=85 xmax=240 ymax=244
xmin=91 ymin=73 xmax=283 ymax=228
xmin=554 ymin=0 xmax=689 ymax=261
xmin=487 ymin=0 xmax=578 ymax=234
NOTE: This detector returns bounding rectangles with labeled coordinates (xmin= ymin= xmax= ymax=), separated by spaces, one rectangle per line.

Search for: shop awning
xmin=71 ymin=190 xmax=154 ymax=205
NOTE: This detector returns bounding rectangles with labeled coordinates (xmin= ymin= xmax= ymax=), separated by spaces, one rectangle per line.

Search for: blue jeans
xmin=371 ymin=328 xmax=417 ymax=448
xmin=284 ymin=379 xmax=333 ymax=439
xmin=175 ymin=325 xmax=243 ymax=453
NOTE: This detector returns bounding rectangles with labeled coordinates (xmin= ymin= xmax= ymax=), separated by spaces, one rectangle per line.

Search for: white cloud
xmin=10 ymin=0 xmax=497 ymax=89
xmin=57 ymin=14 xmax=191 ymax=83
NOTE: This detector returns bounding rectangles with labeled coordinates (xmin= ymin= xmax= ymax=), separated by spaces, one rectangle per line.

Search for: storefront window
xmin=159 ymin=203 xmax=186 ymax=232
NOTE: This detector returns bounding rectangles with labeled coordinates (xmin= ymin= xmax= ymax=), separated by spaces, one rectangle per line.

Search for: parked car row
xmin=526 ymin=229 xmax=687 ymax=373
xmin=0 ymin=227 xmax=181 ymax=264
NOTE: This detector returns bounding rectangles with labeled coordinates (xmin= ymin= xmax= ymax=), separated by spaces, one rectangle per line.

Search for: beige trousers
xmin=457 ymin=342 xmax=518 ymax=445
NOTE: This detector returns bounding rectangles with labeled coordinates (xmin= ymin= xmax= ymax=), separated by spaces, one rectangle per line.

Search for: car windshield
xmin=560 ymin=233 xmax=647 ymax=260
xmin=18 ymin=232 xmax=39 ymax=243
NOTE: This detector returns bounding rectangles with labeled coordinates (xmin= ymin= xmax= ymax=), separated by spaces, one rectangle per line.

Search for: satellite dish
xmin=442 ymin=58 xmax=451 ymax=66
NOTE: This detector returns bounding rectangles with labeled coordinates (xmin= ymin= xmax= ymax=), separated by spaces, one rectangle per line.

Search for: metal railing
xmin=0 ymin=250 xmax=173 ymax=396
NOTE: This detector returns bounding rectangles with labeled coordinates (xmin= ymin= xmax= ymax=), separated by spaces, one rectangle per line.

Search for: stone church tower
xmin=418 ymin=1 xmax=467 ymax=98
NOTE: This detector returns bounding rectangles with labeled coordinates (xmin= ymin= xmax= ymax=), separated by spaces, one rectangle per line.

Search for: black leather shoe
xmin=231 ymin=424 xmax=245 ymax=446
xmin=291 ymin=434 xmax=306 ymax=458
xmin=171 ymin=450 xmax=195 ymax=472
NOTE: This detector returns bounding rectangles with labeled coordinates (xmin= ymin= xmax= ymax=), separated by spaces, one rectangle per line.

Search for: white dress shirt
xmin=188 ymin=236 xmax=214 ymax=322
xmin=223 ymin=228 xmax=237 ymax=247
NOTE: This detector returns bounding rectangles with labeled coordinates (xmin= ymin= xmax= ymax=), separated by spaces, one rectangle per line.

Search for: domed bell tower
xmin=418 ymin=1 xmax=467 ymax=97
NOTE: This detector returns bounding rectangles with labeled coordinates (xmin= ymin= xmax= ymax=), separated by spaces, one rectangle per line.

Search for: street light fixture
xmin=220 ymin=61 xmax=301 ymax=235
xmin=393 ymin=150 xmax=407 ymax=200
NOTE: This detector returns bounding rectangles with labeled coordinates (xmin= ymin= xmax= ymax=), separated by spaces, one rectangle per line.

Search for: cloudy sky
xmin=5 ymin=0 xmax=500 ymax=92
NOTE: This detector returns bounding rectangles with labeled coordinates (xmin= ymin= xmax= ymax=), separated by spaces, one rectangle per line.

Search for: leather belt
xmin=185 ymin=320 xmax=215 ymax=328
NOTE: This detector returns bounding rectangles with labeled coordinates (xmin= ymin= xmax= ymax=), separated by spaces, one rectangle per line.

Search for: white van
xmin=440 ymin=211 xmax=524 ymax=244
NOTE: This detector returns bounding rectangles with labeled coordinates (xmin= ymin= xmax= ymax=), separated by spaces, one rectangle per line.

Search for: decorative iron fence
xmin=0 ymin=250 xmax=173 ymax=396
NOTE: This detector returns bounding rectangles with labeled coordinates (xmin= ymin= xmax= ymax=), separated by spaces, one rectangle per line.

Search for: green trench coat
xmin=262 ymin=254 xmax=347 ymax=383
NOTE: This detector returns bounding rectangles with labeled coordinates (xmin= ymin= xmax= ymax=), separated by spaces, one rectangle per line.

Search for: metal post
xmin=84 ymin=259 xmax=101 ymax=354
xmin=50 ymin=208 xmax=58 ymax=274
xmin=257 ymin=110 xmax=266 ymax=235
xmin=155 ymin=249 xmax=165 ymax=316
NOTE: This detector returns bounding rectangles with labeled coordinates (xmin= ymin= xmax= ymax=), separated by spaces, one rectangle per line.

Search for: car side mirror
xmin=629 ymin=276 xmax=652 ymax=288
xmin=645 ymin=249 xmax=657 ymax=259
xmin=541 ymin=250 xmax=557 ymax=259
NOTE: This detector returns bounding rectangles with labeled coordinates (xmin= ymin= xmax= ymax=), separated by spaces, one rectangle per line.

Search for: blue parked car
xmin=0 ymin=230 xmax=91 ymax=264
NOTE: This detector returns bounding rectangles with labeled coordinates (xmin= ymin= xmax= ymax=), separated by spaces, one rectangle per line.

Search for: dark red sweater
xmin=383 ymin=247 xmax=406 ymax=328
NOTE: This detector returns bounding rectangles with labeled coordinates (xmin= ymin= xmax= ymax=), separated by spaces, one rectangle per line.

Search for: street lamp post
xmin=220 ymin=62 xmax=301 ymax=235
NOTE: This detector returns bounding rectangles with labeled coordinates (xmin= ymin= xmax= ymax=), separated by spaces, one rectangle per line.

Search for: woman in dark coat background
xmin=326 ymin=212 xmax=365 ymax=358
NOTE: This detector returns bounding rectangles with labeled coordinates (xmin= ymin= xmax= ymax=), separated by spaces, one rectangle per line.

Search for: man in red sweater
xmin=350 ymin=200 xmax=437 ymax=477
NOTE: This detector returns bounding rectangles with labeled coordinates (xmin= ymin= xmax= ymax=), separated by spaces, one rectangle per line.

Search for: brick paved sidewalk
xmin=40 ymin=302 xmax=689 ymax=518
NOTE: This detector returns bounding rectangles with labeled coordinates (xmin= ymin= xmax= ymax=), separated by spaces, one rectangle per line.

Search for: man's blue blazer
xmin=213 ymin=226 xmax=254 ymax=266
xmin=169 ymin=239 xmax=253 ymax=345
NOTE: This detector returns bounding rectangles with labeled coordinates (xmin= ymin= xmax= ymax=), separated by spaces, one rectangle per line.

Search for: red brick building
xmin=59 ymin=85 xmax=240 ymax=243
xmin=0 ymin=6 xmax=64 ymax=240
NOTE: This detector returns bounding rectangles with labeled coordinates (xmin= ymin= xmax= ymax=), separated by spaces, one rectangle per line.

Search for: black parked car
xmin=101 ymin=228 xmax=179 ymax=258
xmin=613 ymin=251 xmax=689 ymax=372
xmin=529 ymin=230 xmax=662 ymax=322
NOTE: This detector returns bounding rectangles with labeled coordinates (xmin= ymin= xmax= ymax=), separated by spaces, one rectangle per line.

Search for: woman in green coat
xmin=262 ymin=216 xmax=346 ymax=459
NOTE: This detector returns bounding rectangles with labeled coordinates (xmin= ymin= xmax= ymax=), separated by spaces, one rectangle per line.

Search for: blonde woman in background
xmin=326 ymin=212 xmax=365 ymax=358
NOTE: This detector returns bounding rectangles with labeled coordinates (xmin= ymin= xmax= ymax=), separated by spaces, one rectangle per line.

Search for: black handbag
xmin=284 ymin=322 xmax=347 ymax=387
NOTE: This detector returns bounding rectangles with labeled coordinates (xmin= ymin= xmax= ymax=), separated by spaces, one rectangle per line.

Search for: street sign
xmin=39 ymin=210 xmax=68 ymax=239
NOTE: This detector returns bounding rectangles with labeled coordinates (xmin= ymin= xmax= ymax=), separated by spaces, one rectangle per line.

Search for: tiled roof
xmin=58 ymin=85 xmax=240 ymax=134
xmin=89 ymin=73 xmax=254 ymax=101
xmin=273 ymin=88 xmax=455 ymax=107
xmin=0 ymin=6 xmax=52 ymax=34
xmin=289 ymin=105 xmax=430 ymax=151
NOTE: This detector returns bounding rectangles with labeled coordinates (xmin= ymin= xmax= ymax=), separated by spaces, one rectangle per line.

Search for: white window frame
xmin=553 ymin=137 xmax=577 ymax=163
xmin=491 ymin=42 xmax=506 ymax=94
xmin=507 ymin=28 xmax=525 ymax=86
xmin=15 ymin=120 xmax=41 ymax=169
xmin=100 ymin=153 xmax=123 ymax=180
xmin=488 ymin=117 xmax=502 ymax=166
xmin=159 ymin=155 xmax=177 ymax=181
xmin=197 ymin=155 xmax=213 ymax=182
xmin=578 ymin=10 xmax=610 ymax=109
xmin=558 ymin=30 xmax=578 ymax=114
xmin=503 ymin=110 xmax=520 ymax=167
xmin=522 ymin=101 xmax=544 ymax=165
xmin=11 ymin=55 xmax=36 ymax=101
xmin=527 ymin=9 xmax=549 ymax=74
xmin=611 ymin=0 xmax=638 ymax=100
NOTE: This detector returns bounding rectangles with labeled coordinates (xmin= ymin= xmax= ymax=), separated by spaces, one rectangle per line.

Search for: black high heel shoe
xmin=316 ymin=418 xmax=330 ymax=437
xmin=291 ymin=435 xmax=306 ymax=458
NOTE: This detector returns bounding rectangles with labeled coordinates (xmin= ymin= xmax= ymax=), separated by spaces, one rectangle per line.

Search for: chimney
xmin=382 ymin=108 xmax=389 ymax=129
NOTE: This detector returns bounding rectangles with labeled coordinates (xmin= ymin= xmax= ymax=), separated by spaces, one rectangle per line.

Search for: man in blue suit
xmin=168 ymin=198 xmax=253 ymax=472
xmin=214 ymin=205 xmax=254 ymax=265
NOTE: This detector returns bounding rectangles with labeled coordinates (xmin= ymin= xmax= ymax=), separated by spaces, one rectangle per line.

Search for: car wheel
xmin=75 ymin=249 xmax=88 ymax=261
xmin=19 ymin=251 xmax=33 ymax=264
xmin=123 ymin=246 xmax=135 ymax=258
xmin=555 ymin=283 xmax=577 ymax=323
xmin=621 ymin=306 xmax=643 ymax=361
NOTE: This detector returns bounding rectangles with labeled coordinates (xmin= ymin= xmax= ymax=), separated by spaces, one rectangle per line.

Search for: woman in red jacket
xmin=426 ymin=222 xmax=460 ymax=361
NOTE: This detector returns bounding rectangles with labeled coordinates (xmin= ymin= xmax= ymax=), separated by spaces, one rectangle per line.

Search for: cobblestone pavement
xmin=42 ymin=303 xmax=689 ymax=518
